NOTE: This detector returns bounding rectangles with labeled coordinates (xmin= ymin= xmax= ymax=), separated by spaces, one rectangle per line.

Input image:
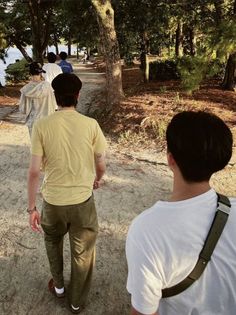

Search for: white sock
xmin=71 ymin=304 xmax=80 ymax=311
xmin=55 ymin=286 xmax=64 ymax=294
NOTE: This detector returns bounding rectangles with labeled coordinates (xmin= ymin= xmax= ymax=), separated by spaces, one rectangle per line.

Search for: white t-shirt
xmin=126 ymin=189 xmax=236 ymax=315
xmin=42 ymin=63 xmax=62 ymax=84
xmin=19 ymin=81 xmax=57 ymax=133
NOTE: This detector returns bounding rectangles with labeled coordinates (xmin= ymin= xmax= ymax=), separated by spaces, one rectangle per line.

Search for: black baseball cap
xmin=52 ymin=73 xmax=82 ymax=95
xmin=29 ymin=62 xmax=46 ymax=75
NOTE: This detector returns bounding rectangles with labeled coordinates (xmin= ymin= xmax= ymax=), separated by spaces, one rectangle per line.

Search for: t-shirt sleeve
xmin=31 ymin=122 xmax=44 ymax=157
xmin=126 ymin=226 xmax=163 ymax=314
xmin=93 ymin=122 xmax=107 ymax=154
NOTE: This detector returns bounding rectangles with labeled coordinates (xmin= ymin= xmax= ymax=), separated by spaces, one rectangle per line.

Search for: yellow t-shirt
xmin=31 ymin=110 xmax=107 ymax=206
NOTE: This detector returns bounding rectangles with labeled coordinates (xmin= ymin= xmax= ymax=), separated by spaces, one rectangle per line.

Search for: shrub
xmin=177 ymin=56 xmax=226 ymax=93
xmin=124 ymin=52 xmax=134 ymax=66
xmin=177 ymin=56 xmax=207 ymax=93
xmin=5 ymin=59 xmax=29 ymax=83
xmin=149 ymin=59 xmax=180 ymax=81
xmin=207 ymin=59 xmax=226 ymax=79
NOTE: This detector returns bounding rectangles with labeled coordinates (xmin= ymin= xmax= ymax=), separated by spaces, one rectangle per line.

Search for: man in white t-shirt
xmin=42 ymin=52 xmax=62 ymax=84
xmin=126 ymin=111 xmax=236 ymax=315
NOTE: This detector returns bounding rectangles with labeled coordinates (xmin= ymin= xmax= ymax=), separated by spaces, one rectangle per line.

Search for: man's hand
xmin=94 ymin=152 xmax=106 ymax=189
xmin=93 ymin=178 xmax=105 ymax=189
xmin=27 ymin=154 xmax=42 ymax=232
xmin=29 ymin=209 xmax=42 ymax=233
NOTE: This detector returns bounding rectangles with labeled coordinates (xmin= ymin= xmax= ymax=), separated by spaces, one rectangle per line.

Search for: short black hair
xmin=166 ymin=111 xmax=233 ymax=182
xmin=47 ymin=52 xmax=57 ymax=63
xmin=51 ymin=73 xmax=82 ymax=107
xmin=29 ymin=62 xmax=45 ymax=75
xmin=59 ymin=51 xmax=67 ymax=60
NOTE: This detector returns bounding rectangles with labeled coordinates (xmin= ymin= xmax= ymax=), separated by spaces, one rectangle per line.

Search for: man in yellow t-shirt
xmin=27 ymin=73 xmax=107 ymax=314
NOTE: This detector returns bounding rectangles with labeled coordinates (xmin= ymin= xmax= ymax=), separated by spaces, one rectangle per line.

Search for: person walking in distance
xmin=42 ymin=52 xmax=62 ymax=84
xmin=19 ymin=62 xmax=57 ymax=136
xmin=126 ymin=111 xmax=236 ymax=315
xmin=58 ymin=51 xmax=73 ymax=73
xmin=27 ymin=73 xmax=107 ymax=313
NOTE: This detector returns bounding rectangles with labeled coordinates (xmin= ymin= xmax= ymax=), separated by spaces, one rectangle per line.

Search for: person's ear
xmin=167 ymin=151 xmax=176 ymax=170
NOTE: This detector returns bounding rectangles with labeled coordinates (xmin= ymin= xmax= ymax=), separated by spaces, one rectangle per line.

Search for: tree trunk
xmin=27 ymin=0 xmax=52 ymax=64
xmin=76 ymin=43 xmax=79 ymax=59
xmin=12 ymin=38 xmax=32 ymax=62
xmin=221 ymin=1 xmax=236 ymax=90
xmin=92 ymin=0 xmax=124 ymax=110
xmin=140 ymin=31 xmax=150 ymax=82
xmin=175 ymin=21 xmax=183 ymax=57
xmin=222 ymin=53 xmax=236 ymax=91
xmin=53 ymin=33 xmax=59 ymax=55
xmin=214 ymin=0 xmax=224 ymax=23
xmin=55 ymin=43 xmax=59 ymax=56
xmin=87 ymin=47 xmax=91 ymax=59
xmin=67 ymin=34 xmax=72 ymax=56
xmin=189 ymin=28 xmax=195 ymax=56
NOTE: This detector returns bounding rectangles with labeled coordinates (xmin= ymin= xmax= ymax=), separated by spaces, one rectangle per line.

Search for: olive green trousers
xmin=41 ymin=195 xmax=98 ymax=307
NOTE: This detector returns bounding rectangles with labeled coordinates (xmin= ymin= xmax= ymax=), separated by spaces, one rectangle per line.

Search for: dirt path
xmin=75 ymin=62 xmax=106 ymax=116
xmin=0 ymin=61 xmax=236 ymax=315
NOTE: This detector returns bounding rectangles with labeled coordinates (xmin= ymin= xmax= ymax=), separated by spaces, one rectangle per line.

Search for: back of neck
xmin=170 ymin=178 xmax=211 ymax=202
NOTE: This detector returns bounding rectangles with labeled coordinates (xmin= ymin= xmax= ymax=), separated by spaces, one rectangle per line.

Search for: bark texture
xmin=221 ymin=1 xmax=236 ymax=91
xmin=140 ymin=31 xmax=150 ymax=82
xmin=222 ymin=53 xmax=236 ymax=91
xmin=175 ymin=21 xmax=183 ymax=57
xmin=92 ymin=0 xmax=124 ymax=110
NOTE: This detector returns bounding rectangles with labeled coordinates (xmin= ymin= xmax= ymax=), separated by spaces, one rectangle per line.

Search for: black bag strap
xmin=162 ymin=193 xmax=231 ymax=298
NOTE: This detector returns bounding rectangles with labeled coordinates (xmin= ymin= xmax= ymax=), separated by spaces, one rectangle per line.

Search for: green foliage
xmin=208 ymin=20 xmax=236 ymax=59
xmin=207 ymin=59 xmax=226 ymax=79
xmin=113 ymin=1 xmax=170 ymax=58
xmin=56 ymin=0 xmax=98 ymax=50
xmin=159 ymin=85 xmax=167 ymax=93
xmin=124 ymin=52 xmax=134 ymax=66
xmin=0 ymin=1 xmax=31 ymax=47
xmin=149 ymin=59 xmax=180 ymax=81
xmin=177 ymin=56 xmax=207 ymax=93
xmin=177 ymin=56 xmax=226 ymax=93
xmin=5 ymin=59 xmax=29 ymax=83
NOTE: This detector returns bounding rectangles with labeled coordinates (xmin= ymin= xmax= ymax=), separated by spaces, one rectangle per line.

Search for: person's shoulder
xmin=35 ymin=112 xmax=56 ymax=126
xmin=20 ymin=81 xmax=31 ymax=92
xmin=43 ymin=63 xmax=49 ymax=68
xmin=53 ymin=63 xmax=62 ymax=69
xmin=78 ymin=113 xmax=97 ymax=123
xmin=20 ymin=81 xmax=39 ymax=93
xmin=128 ymin=202 xmax=161 ymax=234
xmin=77 ymin=114 xmax=103 ymax=132
xmin=38 ymin=80 xmax=52 ymax=89
xmin=229 ymin=197 xmax=236 ymax=204
xmin=229 ymin=197 xmax=236 ymax=215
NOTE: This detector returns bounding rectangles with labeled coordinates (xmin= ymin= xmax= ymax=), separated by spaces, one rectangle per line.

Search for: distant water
xmin=0 ymin=44 xmax=76 ymax=86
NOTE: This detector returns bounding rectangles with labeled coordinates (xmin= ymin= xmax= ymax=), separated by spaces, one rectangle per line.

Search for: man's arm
xmin=27 ymin=154 xmax=42 ymax=232
xmin=93 ymin=152 xmax=106 ymax=189
xmin=131 ymin=306 xmax=159 ymax=315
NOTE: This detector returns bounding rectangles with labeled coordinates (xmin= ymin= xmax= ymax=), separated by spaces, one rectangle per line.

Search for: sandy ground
xmin=0 ymin=61 xmax=236 ymax=315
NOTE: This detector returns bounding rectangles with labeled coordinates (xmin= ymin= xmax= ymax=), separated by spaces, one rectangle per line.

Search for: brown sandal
xmin=48 ymin=278 xmax=65 ymax=298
